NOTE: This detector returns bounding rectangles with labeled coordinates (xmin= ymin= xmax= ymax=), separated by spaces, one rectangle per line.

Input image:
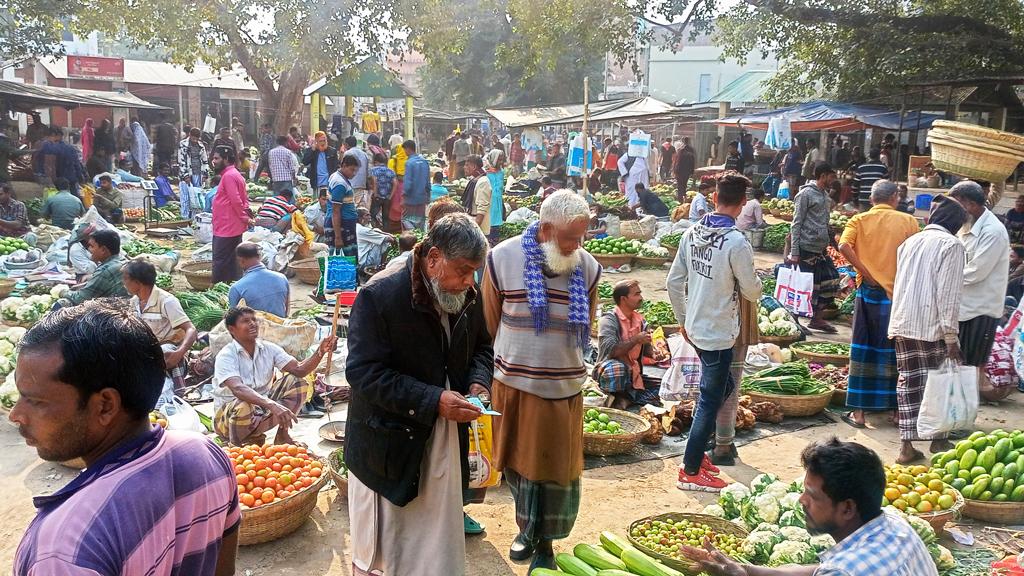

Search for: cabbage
xmin=779 ymin=492 xmax=802 ymax=511
xmin=702 ymin=504 xmax=726 ymax=518
xmin=764 ymin=481 xmax=790 ymax=500
xmin=809 ymin=534 xmax=836 ymax=553
xmin=767 ymin=540 xmax=816 ymax=565
xmin=768 ymin=308 xmax=789 ymax=322
xmin=741 ymin=529 xmax=782 ymax=564
xmin=751 ymin=473 xmax=779 ymax=494
xmin=779 ymin=526 xmax=811 ymax=542
xmin=778 ymin=509 xmax=806 ymax=528
xmin=742 ymin=493 xmax=780 ymax=526
xmin=50 ymin=284 xmax=69 ymax=298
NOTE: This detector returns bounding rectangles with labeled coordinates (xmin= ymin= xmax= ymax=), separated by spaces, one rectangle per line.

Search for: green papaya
xmin=1012 ymin=434 xmax=1024 ymax=449
xmin=1002 ymin=478 xmax=1016 ymax=496
xmin=995 ymin=438 xmax=1012 ymax=461
xmin=938 ymin=450 xmax=957 ymax=467
xmin=994 ymin=430 xmax=1010 ymax=439
xmin=992 ymin=462 xmax=1006 ymax=479
xmin=972 ymin=437 xmax=990 ymax=451
xmin=1011 ymin=485 xmax=1024 ymax=502
xmin=974 ymin=475 xmax=991 ymax=495
xmin=970 ymin=466 xmax=988 ymax=480
xmin=978 ymin=447 xmax=997 ymax=471
xmin=955 ymin=439 xmax=974 ymax=458
xmin=1003 ymin=450 xmax=1020 ymax=464
xmin=968 ymin=431 xmax=986 ymax=442
xmin=951 ymin=478 xmax=968 ymax=491
xmin=1016 ymin=454 xmax=1024 ymax=470
xmin=990 ymin=477 xmax=1005 ymax=495
xmin=979 ymin=490 xmax=994 ymax=501
xmin=995 ymin=493 xmax=1009 ymax=502
xmin=1004 ymin=463 xmax=1018 ymax=480
xmin=945 ymin=460 xmax=960 ymax=477
xmin=961 ymin=448 xmax=978 ymax=470
xmin=941 ymin=474 xmax=954 ymax=485
xmin=958 ymin=469 xmax=972 ymax=481
xmin=961 ymin=484 xmax=975 ymax=499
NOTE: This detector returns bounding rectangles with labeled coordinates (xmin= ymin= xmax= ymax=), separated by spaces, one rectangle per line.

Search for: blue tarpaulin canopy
xmin=713 ymin=100 xmax=944 ymax=131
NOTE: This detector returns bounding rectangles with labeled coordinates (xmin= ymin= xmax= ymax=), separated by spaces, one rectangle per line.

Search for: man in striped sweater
xmin=483 ymin=190 xmax=601 ymax=572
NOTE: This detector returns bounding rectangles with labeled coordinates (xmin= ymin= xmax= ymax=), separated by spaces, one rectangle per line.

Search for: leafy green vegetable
xmin=156 ymin=273 xmax=173 ymax=291
xmin=661 ymin=232 xmax=682 ymax=248
xmin=741 ymin=361 xmax=831 ymax=395
xmin=124 ymin=239 xmax=171 ymax=257
xmin=597 ymin=281 xmax=613 ymax=300
xmin=764 ymin=223 xmax=791 ymax=253
xmin=793 ymin=342 xmax=850 ymax=356
xmin=641 ymin=301 xmax=676 ymax=327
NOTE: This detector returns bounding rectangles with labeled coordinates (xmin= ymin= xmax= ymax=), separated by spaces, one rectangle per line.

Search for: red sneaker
xmin=677 ymin=468 xmax=728 ymax=493
xmin=701 ymin=454 xmax=720 ymax=475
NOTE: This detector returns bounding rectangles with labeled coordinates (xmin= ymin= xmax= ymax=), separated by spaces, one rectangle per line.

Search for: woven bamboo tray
xmin=931 ymin=120 xmax=1024 ymax=147
xmin=927 ymin=134 xmax=1022 ymax=183
xmin=777 ymin=213 xmax=794 ymax=222
xmin=790 ymin=342 xmax=850 ymax=366
xmin=592 ymin=253 xmax=634 ymax=268
xmin=962 ymin=498 xmax=1024 ymax=524
xmin=770 ymin=208 xmax=783 ymax=217
xmin=758 ymin=333 xmax=801 ymax=347
xmin=628 ymin=513 xmax=749 ymax=575
xmin=583 ymin=407 xmax=650 ymax=456
xmin=179 ymin=261 xmax=214 ymax=291
xmin=288 ymin=257 xmax=322 ymax=285
xmin=328 ymin=447 xmax=348 ymax=499
xmin=742 ymin=387 xmax=834 ymax=417
xmin=661 ymin=324 xmax=681 ymax=336
xmin=830 ymin=388 xmax=847 ymax=407
xmin=635 ymin=256 xmax=669 ymax=267
xmin=239 ymin=457 xmax=329 ymax=545
xmin=919 ymin=490 xmax=964 ymax=534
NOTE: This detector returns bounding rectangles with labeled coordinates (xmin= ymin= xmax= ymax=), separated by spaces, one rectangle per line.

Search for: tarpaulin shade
xmin=487 ymin=97 xmax=692 ymax=128
xmin=712 ymin=100 xmax=944 ymax=131
xmin=0 ymin=79 xmax=167 ymax=112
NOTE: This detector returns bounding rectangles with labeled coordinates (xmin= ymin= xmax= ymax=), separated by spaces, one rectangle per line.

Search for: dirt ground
xmin=1 ymin=249 xmax=1020 ymax=574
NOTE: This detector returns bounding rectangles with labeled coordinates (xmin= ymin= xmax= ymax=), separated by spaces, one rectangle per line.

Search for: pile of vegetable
xmin=741 ymin=361 xmax=831 ymax=396
xmin=246 ymin=182 xmax=270 ymax=200
xmin=498 ymin=221 xmax=528 ymax=241
xmin=638 ymin=244 xmax=670 ymax=259
xmin=0 ymin=325 xmax=26 ymax=397
xmin=1 ymin=286 xmax=65 ymax=325
xmin=225 ymin=443 xmax=323 ymax=509
xmin=148 ymin=203 xmax=182 ymax=222
xmin=885 ymin=506 xmax=957 ymax=571
xmin=291 ymin=305 xmax=325 ymax=320
xmin=0 ymin=237 xmax=32 ymax=256
xmin=584 ymin=408 xmax=624 ymax=435
xmin=123 ymin=207 xmax=145 ymax=220
xmin=640 ymin=301 xmax=676 ymax=328
xmin=176 ymin=282 xmax=231 ymax=331
xmin=593 ymin=191 xmax=628 ymax=209
xmin=884 ymin=464 xmax=959 ymax=514
xmin=156 ymin=273 xmax=173 ymax=291
xmin=585 ymin=237 xmax=641 ymax=256
xmin=761 ymin=274 xmax=776 ymax=296
xmin=791 ymin=342 xmax=850 ymax=357
xmin=930 ymin=429 xmax=1024 ymax=502
xmin=123 ymin=238 xmax=172 ymax=257
xmin=829 ymin=211 xmax=850 ymax=230
xmin=630 ymin=517 xmax=746 ymax=564
xmin=763 ymin=223 xmax=790 ymax=253
xmin=295 ymin=195 xmax=315 ymax=210
xmin=660 ymin=232 xmax=682 ymax=249
xmin=765 ymin=198 xmax=794 ymax=216
xmin=757 ymin=306 xmax=800 ymax=337
xmin=597 ymin=281 xmax=614 ymax=300
xmin=25 ymin=197 xmax=44 ymax=225
xmin=532 ymin=530 xmax=719 ymax=576
xmin=809 ymin=364 xmax=848 ymax=391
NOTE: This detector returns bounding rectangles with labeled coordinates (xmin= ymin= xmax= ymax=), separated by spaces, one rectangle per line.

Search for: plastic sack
xmin=208 ymin=311 xmax=318 ymax=359
xmin=132 ymin=251 xmax=180 ymax=274
xmin=163 ymin=395 xmax=206 ymax=433
xmin=987 ymin=330 xmax=1017 ymax=389
xmin=917 ymin=359 xmax=979 ymax=439
xmin=774 ymin=265 xmax=814 ymax=318
xmin=32 ymin=225 xmax=68 ymax=252
xmin=506 ymin=207 xmax=539 ymax=225
xmin=467 ymin=414 xmax=501 ymax=489
xmin=68 ymin=241 xmax=97 ymax=274
xmin=660 ymin=333 xmax=702 ymax=401
xmin=620 ymin=216 xmax=658 ymax=241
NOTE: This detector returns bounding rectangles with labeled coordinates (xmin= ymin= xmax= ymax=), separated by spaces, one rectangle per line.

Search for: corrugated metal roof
xmin=38 ymin=57 xmax=258 ymax=90
xmin=0 ymin=79 xmax=167 ymax=110
xmin=706 ymin=70 xmax=775 ymax=104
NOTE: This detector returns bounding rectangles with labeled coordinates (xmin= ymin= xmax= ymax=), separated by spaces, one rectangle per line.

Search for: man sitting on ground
xmin=11 ymin=301 xmax=241 ymax=575
xmin=355 ymin=207 xmax=397 ymax=270
xmin=254 ymin=187 xmax=298 ymax=232
xmin=0 ymin=182 xmax=36 ymax=246
xmin=58 ymin=229 xmax=129 ymax=307
xmin=303 ymin=188 xmax=329 ymax=242
xmin=228 ymin=242 xmax=290 ymax=318
xmin=123 ymin=260 xmax=198 ymax=393
xmin=41 ymin=177 xmax=85 ymax=230
xmin=684 ymin=438 xmax=938 ymax=576
xmin=92 ymin=174 xmax=124 ymax=224
xmin=593 ymin=280 xmax=664 ymax=408
xmin=213 ymin=306 xmax=337 ymax=445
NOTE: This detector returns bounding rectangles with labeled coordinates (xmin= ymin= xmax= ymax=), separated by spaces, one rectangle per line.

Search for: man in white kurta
xmin=618 ymin=154 xmax=649 ymax=209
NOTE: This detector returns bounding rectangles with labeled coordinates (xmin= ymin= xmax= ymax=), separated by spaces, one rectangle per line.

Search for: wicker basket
xmin=790 ymin=342 xmax=850 ymax=366
xmin=927 ymin=133 xmax=1022 ymax=183
xmin=830 ymin=388 xmax=847 ymax=407
xmin=962 ymin=498 xmax=1024 ymax=525
xmin=660 ymin=243 xmax=679 ymax=260
xmin=660 ymin=324 xmax=681 ymax=336
xmin=0 ymin=278 xmax=15 ymax=298
xmin=627 ymin=513 xmax=749 ymax=575
xmin=328 ymin=447 xmax=348 ymax=498
xmin=239 ymin=458 xmax=329 ymax=545
xmin=777 ymin=213 xmax=794 ymax=222
xmin=928 ymin=127 xmax=1024 ymax=157
xmin=919 ymin=490 xmax=964 ymax=534
xmin=288 ymin=257 xmax=322 ymax=285
xmin=742 ymin=387 xmax=834 ymax=417
xmin=931 ymin=120 xmax=1024 ymax=148
xmin=583 ymin=407 xmax=651 ymax=456
xmin=592 ymin=253 xmax=634 ymax=268
xmin=635 ymin=256 xmax=669 ymax=267
xmin=758 ymin=333 xmax=801 ymax=347
xmin=179 ymin=261 xmax=214 ymax=291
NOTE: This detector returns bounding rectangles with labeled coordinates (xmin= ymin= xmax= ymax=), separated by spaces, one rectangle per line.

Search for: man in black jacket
xmin=301 ymin=131 xmax=338 ymax=192
xmin=345 ymin=212 xmax=493 ymax=576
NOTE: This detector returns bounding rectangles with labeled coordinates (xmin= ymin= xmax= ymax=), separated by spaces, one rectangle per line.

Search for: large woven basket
xmin=927 ymin=134 xmax=1022 ymax=183
xmin=777 ymin=213 xmax=794 ymax=222
xmin=962 ymin=498 xmax=1024 ymax=525
xmin=179 ymin=261 xmax=214 ymax=291
xmin=790 ymin=342 xmax=850 ymax=366
xmin=758 ymin=334 xmax=801 ymax=347
xmin=929 ymin=127 xmax=1024 ymax=157
xmin=635 ymin=256 xmax=669 ymax=267
xmin=830 ymin=388 xmax=847 ymax=407
xmin=287 ymin=257 xmax=322 ymax=285
xmin=742 ymin=387 xmax=834 ymax=417
xmin=661 ymin=242 xmax=679 ymax=260
xmin=592 ymin=253 xmax=634 ymax=268
xmin=239 ymin=458 xmax=329 ymax=545
xmin=919 ymin=490 xmax=964 ymax=534
xmin=583 ymin=407 xmax=650 ymax=456
xmin=328 ymin=447 xmax=348 ymax=499
xmin=931 ymin=120 xmax=1024 ymax=147
xmin=628 ymin=513 xmax=749 ymax=575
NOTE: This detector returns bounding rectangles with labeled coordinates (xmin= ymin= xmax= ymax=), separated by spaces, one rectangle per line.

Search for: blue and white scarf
xmin=522 ymin=220 xmax=590 ymax=349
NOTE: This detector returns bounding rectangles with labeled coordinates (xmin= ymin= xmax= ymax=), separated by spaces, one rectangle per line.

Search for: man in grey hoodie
xmin=666 ymin=173 xmax=762 ymax=492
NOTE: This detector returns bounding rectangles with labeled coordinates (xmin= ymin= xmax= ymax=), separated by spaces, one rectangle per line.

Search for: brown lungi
xmin=491 ymin=379 xmax=583 ymax=486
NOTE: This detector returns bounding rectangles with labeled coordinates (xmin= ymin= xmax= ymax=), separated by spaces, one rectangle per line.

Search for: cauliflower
xmin=0 ymin=356 xmax=13 ymax=376
xmin=779 ymin=492 xmax=802 ymax=511
xmin=809 ymin=534 xmax=835 ymax=553
xmin=779 ymin=509 xmax=806 ymax=528
xmin=0 ymin=370 xmax=18 ymax=408
xmin=903 ymin=513 xmax=937 ymax=544
xmin=751 ymin=473 xmax=779 ymax=494
xmin=50 ymin=284 xmax=69 ymax=298
xmin=928 ymin=543 xmax=956 ymax=571
xmin=767 ymin=540 xmax=816 ymax=566
xmin=1 ymin=297 xmax=23 ymax=320
xmin=741 ymin=493 xmax=781 ymax=526
xmin=773 ymin=319 xmax=797 ymax=335
xmin=759 ymin=320 xmax=774 ymax=334
xmin=763 ymin=481 xmax=791 ymax=500
xmin=731 ymin=516 xmax=751 ymax=530
xmin=719 ymin=482 xmax=752 ymax=518
xmin=702 ymin=504 xmax=726 ymax=518
xmin=741 ymin=530 xmax=782 ymax=564
xmin=0 ymin=340 xmax=14 ymax=357
xmin=15 ymin=305 xmax=36 ymax=322
xmin=2 ymin=326 xmax=26 ymax=344
xmin=768 ymin=308 xmax=789 ymax=322
xmin=779 ymin=526 xmax=811 ymax=543
xmin=789 ymin=476 xmax=805 ymax=493
xmin=752 ymin=523 xmax=781 ymax=534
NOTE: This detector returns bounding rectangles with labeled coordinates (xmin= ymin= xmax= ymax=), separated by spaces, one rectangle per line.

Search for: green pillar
xmin=405 ymin=97 xmax=414 ymax=139
xmin=310 ymin=93 xmax=320 ymax=135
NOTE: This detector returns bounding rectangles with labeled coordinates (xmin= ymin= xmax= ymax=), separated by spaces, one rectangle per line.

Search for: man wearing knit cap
xmin=482 ymin=190 xmax=601 ymax=572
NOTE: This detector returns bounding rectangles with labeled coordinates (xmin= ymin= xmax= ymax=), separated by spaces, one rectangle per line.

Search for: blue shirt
xmin=430 ymin=183 xmax=448 ymax=201
xmin=815 ymin=510 xmax=938 ymax=576
xmin=228 ymin=264 xmax=290 ymax=318
xmin=316 ymin=153 xmax=329 ymax=187
xmin=370 ymin=165 xmax=396 ymax=199
xmin=36 ymin=141 xmax=84 ymax=182
xmin=403 ymin=154 xmax=430 ymax=206
xmin=116 ymin=168 xmax=143 ymax=183
xmin=154 ymin=175 xmax=176 ymax=207
xmin=327 ymin=171 xmax=358 ymax=225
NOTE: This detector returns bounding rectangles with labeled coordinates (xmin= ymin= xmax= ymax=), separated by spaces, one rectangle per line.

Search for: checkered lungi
xmin=593 ymin=359 xmax=631 ymax=393
xmin=894 ymin=337 xmax=948 ymax=441
xmin=846 ymin=285 xmax=899 ymax=411
xmin=504 ymin=468 xmax=581 ymax=541
xmin=214 ymin=374 xmax=308 ymax=445
xmin=799 ymin=250 xmax=840 ymax=308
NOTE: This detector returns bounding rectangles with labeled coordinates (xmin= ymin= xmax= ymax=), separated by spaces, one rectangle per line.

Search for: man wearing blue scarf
xmin=482 ymin=190 xmax=601 ymax=572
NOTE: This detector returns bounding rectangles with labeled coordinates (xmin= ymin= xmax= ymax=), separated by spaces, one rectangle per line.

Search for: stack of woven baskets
xmin=926 ymin=120 xmax=1024 ymax=183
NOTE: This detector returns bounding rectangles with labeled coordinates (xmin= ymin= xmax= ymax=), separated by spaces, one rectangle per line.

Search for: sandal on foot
xmin=464 ymin=513 xmax=485 ymax=535
xmin=840 ymin=412 xmax=866 ymax=429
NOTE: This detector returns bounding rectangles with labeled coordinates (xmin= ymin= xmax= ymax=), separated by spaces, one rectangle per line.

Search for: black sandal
xmin=841 ymin=412 xmax=866 ymax=429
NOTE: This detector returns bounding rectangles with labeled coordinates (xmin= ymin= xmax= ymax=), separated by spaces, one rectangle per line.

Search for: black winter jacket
xmin=301 ymin=146 xmax=339 ymax=187
xmin=344 ymin=244 xmax=494 ymax=506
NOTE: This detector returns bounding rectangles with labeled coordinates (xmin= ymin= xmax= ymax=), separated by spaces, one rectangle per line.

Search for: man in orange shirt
xmin=838 ymin=180 xmax=919 ymax=429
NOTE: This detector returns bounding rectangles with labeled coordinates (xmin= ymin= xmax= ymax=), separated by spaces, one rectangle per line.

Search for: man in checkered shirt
xmin=683 ymin=438 xmax=938 ymax=576
xmin=268 ymin=135 xmax=299 ymax=194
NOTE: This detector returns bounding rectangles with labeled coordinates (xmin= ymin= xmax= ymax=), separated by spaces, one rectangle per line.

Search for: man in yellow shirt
xmin=838 ymin=180 xmax=919 ymax=428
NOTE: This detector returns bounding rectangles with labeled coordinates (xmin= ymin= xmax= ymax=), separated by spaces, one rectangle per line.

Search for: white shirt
xmin=212 ymin=340 xmax=294 ymax=412
xmin=689 ymin=194 xmax=709 ymax=221
xmin=356 ymin=222 xmax=392 ymax=266
xmin=959 ymin=209 xmax=1009 ymax=320
xmin=304 ymin=203 xmax=325 ymax=231
xmin=889 ymin=225 xmax=965 ymax=344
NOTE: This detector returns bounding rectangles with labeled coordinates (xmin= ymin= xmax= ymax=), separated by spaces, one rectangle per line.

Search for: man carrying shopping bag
xmin=888 ymin=197 xmax=969 ymax=464
xmin=788 ymin=162 xmax=840 ymax=332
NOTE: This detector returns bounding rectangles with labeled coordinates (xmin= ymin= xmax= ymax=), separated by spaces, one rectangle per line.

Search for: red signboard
xmin=67 ymin=56 xmax=124 ymax=81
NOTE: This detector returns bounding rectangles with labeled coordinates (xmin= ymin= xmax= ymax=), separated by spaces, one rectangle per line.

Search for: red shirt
xmin=212 ymin=165 xmax=249 ymax=237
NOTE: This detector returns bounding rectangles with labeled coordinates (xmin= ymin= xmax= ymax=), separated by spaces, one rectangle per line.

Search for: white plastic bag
xmin=660 ymin=333 xmax=702 ymax=401
xmin=163 ymin=395 xmax=206 ymax=433
xmin=774 ymin=265 xmax=814 ymax=318
xmin=917 ymin=360 xmax=978 ymax=439
xmin=506 ymin=207 xmax=539 ymax=225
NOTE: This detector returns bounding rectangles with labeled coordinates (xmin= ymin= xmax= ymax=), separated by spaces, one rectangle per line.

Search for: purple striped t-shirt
xmin=15 ymin=426 xmax=240 ymax=576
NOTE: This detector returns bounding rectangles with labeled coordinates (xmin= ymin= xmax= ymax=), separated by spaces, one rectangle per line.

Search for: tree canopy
xmin=2 ymin=0 xmax=79 ymax=64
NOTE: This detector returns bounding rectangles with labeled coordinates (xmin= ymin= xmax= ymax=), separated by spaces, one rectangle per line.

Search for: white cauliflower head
xmin=779 ymin=526 xmax=811 ymax=543
xmin=768 ymin=540 xmax=816 ymax=566
xmin=702 ymin=504 xmax=726 ymax=518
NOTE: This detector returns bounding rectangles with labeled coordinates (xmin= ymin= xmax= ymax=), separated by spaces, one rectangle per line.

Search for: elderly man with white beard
xmin=482 ymin=190 xmax=601 ymax=572
xmin=344 ymin=213 xmax=495 ymax=576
